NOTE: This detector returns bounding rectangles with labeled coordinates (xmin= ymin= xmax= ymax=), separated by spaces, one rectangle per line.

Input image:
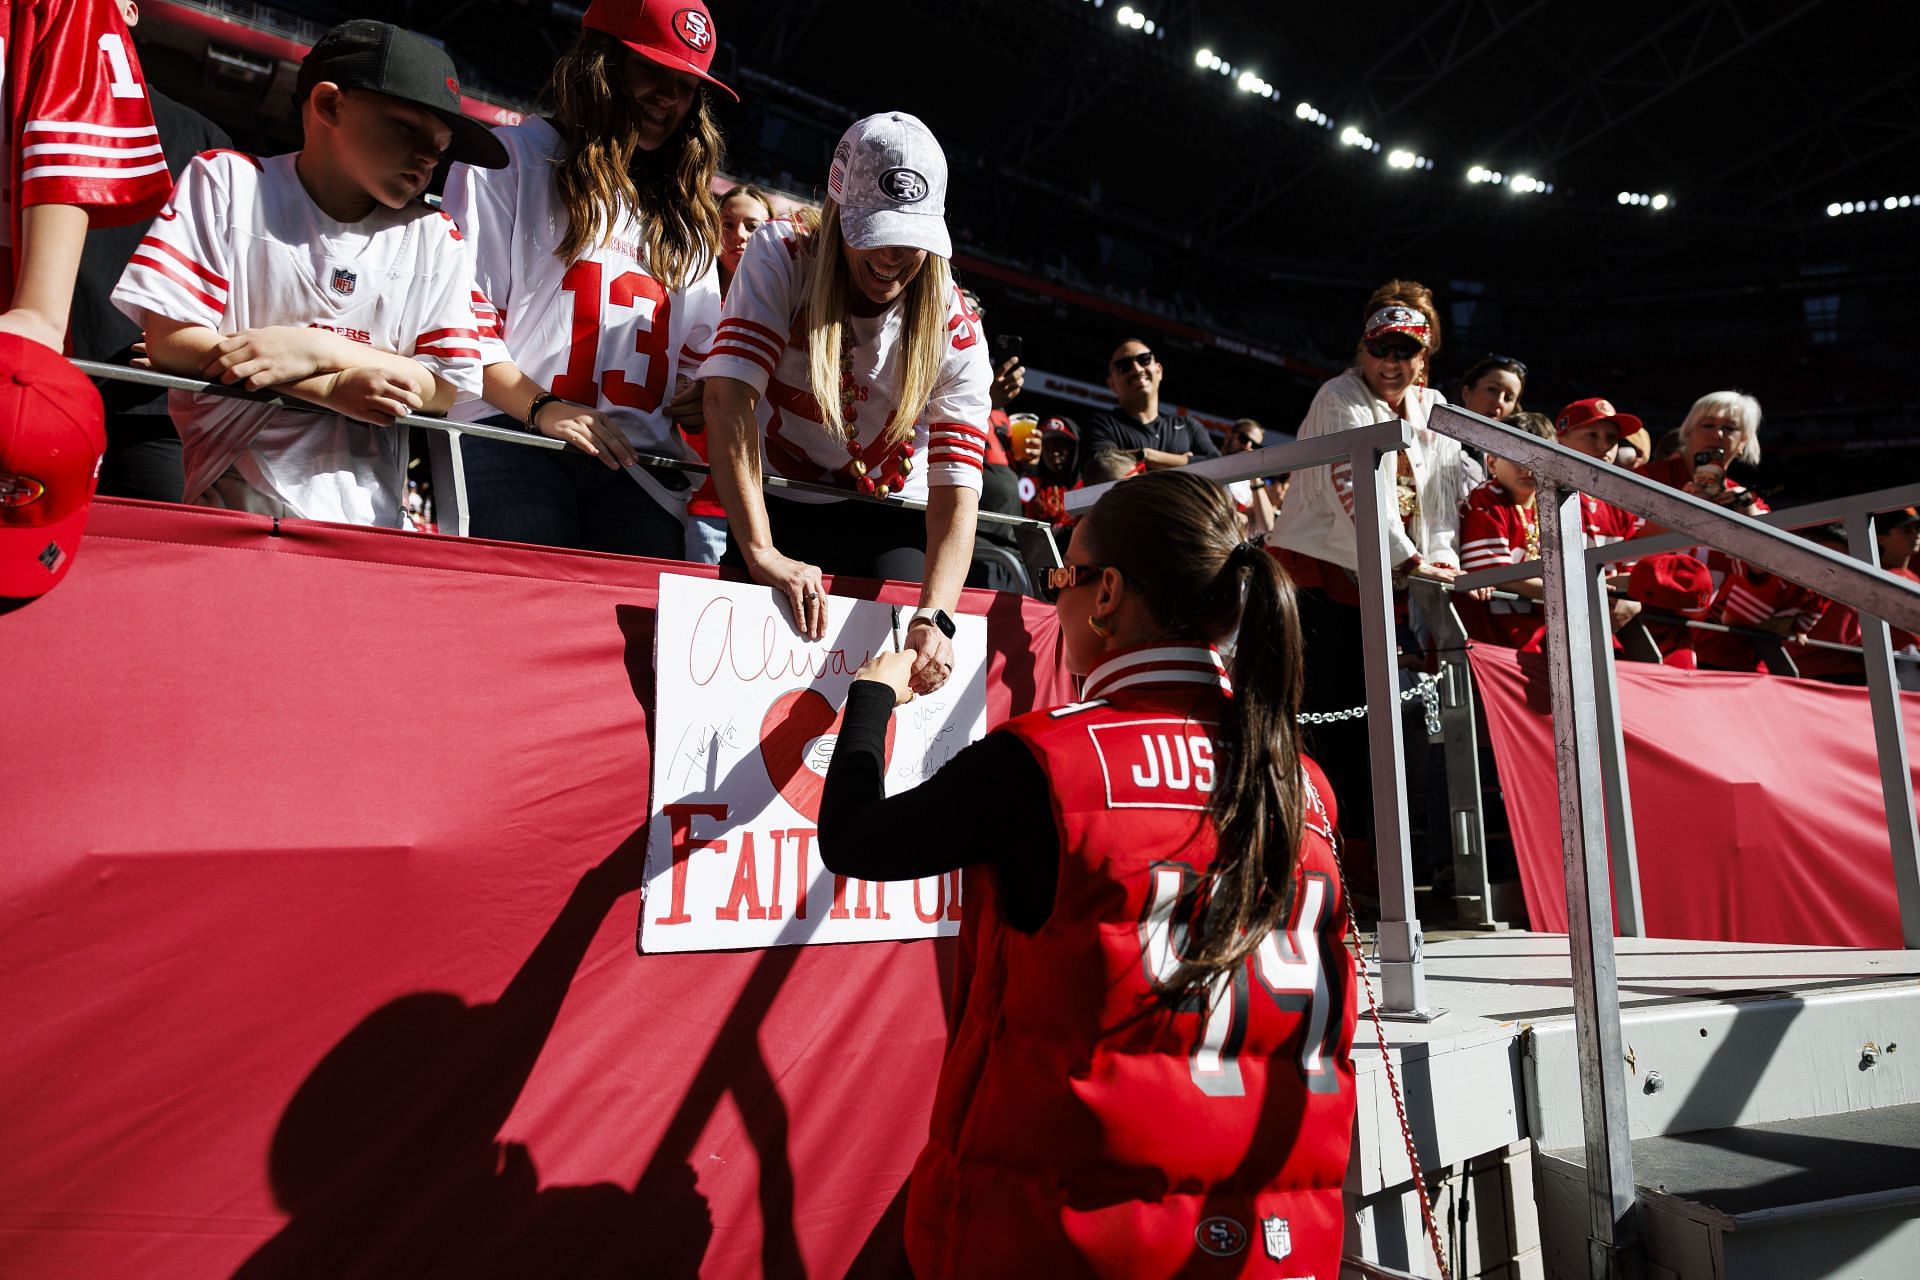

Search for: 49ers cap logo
xmin=1195 ymin=1216 xmax=1248 ymax=1257
xmin=880 ymin=167 xmax=929 ymax=203
xmin=674 ymin=8 xmax=714 ymax=51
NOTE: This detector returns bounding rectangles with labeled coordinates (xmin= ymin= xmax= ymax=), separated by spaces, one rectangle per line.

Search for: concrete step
xmin=1537 ymin=1102 xmax=1920 ymax=1279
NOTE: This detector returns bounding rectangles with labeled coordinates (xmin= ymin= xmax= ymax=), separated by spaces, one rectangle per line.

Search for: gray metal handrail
xmin=1456 ymin=480 xmax=1920 ymax=587
xmin=1426 ymin=402 xmax=1920 ymax=1279
xmin=70 ymin=359 xmax=1060 ymax=534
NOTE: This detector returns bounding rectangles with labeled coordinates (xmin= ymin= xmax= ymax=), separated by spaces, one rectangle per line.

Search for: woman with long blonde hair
xmin=703 ymin=112 xmax=991 ymax=697
xmin=442 ymin=0 xmax=732 ymax=557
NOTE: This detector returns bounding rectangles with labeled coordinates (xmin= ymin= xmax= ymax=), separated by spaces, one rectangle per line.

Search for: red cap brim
xmin=617 ymin=40 xmax=739 ymax=103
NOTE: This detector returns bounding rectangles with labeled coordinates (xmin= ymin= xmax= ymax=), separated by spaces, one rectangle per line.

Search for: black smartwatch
xmin=908 ymin=608 xmax=956 ymax=639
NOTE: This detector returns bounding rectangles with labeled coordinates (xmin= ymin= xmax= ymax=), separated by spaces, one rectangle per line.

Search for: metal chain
xmin=1299 ymin=671 xmax=1443 ymax=738
xmin=1332 ymin=849 xmax=1453 ymax=1280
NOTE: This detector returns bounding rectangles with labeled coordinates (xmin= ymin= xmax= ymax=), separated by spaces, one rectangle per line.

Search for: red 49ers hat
xmin=0 ymin=336 xmax=107 ymax=606
xmin=1555 ymin=396 xmax=1644 ymax=438
xmin=1628 ymin=552 xmax=1714 ymax=618
xmin=829 ymin=112 xmax=952 ymax=257
xmin=583 ymin=0 xmax=738 ymax=103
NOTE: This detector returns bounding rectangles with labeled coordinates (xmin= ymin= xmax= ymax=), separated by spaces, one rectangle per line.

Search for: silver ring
xmin=804 ymin=591 xmax=819 ymax=602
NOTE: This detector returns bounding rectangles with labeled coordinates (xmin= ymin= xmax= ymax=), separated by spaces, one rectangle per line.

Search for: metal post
xmin=1849 ymin=512 xmax=1920 ymax=947
xmin=1587 ymin=568 xmax=1645 ymax=936
xmin=1537 ymin=483 xmax=1641 ymax=1278
xmin=1350 ymin=443 xmax=1433 ymax=1017
xmin=1416 ymin=583 xmax=1496 ymax=928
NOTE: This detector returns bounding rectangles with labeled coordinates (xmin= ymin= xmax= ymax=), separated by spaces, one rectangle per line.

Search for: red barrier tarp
xmin=1469 ymin=644 xmax=1920 ymax=948
xmin=0 ymin=499 xmax=1073 ymax=1279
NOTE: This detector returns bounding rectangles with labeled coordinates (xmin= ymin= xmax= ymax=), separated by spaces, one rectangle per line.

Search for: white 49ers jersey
xmin=442 ymin=116 xmax=721 ymax=463
xmin=699 ymin=219 xmax=991 ymax=503
xmin=111 ymin=150 xmax=485 ymax=527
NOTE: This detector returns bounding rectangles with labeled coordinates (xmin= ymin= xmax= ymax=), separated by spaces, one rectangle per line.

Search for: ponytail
xmin=1077 ymin=473 xmax=1310 ymax=995
xmin=1176 ymin=541 xmax=1307 ymax=992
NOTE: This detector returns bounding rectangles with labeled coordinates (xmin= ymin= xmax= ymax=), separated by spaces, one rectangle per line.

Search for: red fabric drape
xmin=1468 ymin=644 xmax=1920 ymax=948
xmin=0 ymin=499 xmax=1073 ymax=1279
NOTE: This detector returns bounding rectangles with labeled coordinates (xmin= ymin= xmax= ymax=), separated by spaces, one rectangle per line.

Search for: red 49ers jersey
xmin=907 ymin=644 xmax=1357 ymax=1280
xmin=2 ymin=0 xmax=170 ymax=302
xmin=442 ymin=116 xmax=721 ymax=463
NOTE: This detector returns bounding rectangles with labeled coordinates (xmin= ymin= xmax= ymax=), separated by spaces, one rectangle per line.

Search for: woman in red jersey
xmin=819 ymin=470 xmax=1356 ymax=1279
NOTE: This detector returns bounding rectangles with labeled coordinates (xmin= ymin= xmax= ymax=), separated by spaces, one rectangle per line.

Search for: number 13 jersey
xmin=443 ymin=116 xmax=720 ymax=458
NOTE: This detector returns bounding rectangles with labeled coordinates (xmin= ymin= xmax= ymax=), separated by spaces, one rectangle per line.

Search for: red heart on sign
xmin=760 ymin=689 xmax=896 ymax=824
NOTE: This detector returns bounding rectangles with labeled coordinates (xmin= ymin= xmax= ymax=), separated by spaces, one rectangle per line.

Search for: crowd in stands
xmin=7 ymin=1 xmax=1915 ymax=688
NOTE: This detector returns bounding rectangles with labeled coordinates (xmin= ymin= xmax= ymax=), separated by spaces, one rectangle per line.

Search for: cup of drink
xmin=1008 ymin=412 xmax=1041 ymax=462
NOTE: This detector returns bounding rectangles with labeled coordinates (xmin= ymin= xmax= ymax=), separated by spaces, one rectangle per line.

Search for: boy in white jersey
xmin=110 ymin=20 xmax=505 ymax=527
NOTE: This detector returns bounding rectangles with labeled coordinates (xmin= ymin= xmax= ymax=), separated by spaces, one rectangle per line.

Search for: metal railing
xmin=72 ymin=361 xmax=1066 ymax=576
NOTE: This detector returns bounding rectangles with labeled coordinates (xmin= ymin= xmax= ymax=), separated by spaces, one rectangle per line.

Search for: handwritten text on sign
xmin=641 ymin=574 xmax=987 ymax=952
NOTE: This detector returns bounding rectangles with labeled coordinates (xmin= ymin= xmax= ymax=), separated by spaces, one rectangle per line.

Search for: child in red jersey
xmin=3 ymin=0 xmax=171 ymax=344
xmin=3 ymin=0 xmax=171 ymax=606
xmin=1457 ymin=410 xmax=1555 ymax=647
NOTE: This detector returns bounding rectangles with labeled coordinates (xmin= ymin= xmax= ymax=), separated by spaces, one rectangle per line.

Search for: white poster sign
xmin=641 ymin=573 xmax=988 ymax=953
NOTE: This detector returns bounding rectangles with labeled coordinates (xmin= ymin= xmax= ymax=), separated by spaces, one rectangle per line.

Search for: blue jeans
xmin=459 ymin=424 xmax=683 ymax=560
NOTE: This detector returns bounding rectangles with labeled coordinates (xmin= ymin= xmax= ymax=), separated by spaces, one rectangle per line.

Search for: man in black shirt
xmin=1076 ymin=337 xmax=1218 ymax=481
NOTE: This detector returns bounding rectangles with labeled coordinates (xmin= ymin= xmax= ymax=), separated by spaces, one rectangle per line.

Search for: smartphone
xmin=1690 ymin=449 xmax=1726 ymax=498
xmin=990 ymin=333 xmax=1023 ymax=367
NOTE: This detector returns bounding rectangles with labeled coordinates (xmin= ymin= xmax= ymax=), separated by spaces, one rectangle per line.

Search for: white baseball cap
xmin=828 ymin=112 xmax=951 ymax=258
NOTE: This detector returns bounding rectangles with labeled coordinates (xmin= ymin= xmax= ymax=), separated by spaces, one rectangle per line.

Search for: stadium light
xmin=1339 ymin=125 xmax=1378 ymax=153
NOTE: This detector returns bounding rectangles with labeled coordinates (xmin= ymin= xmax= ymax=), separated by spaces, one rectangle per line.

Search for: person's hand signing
xmin=904 ymin=618 xmax=954 ymax=696
xmin=746 ymin=546 xmax=828 ymax=641
xmin=853 ymin=649 xmax=918 ymax=705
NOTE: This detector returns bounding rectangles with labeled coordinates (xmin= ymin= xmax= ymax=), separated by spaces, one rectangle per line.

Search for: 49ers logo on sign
xmin=673 ymin=8 xmax=714 ymax=51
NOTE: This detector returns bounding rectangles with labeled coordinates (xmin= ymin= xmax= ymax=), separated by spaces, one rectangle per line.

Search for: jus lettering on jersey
xmin=1088 ymin=718 xmax=1216 ymax=810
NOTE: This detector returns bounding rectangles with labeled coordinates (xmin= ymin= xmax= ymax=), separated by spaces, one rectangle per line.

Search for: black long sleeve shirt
xmin=817 ymin=681 xmax=1059 ymax=932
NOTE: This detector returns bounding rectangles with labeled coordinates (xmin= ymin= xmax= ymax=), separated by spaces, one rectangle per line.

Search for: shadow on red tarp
xmin=0 ymin=499 xmax=1071 ymax=1279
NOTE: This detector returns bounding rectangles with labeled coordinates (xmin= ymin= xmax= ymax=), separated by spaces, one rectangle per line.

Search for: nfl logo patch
xmin=1263 ymin=1216 xmax=1291 ymax=1261
xmin=330 ymin=267 xmax=357 ymax=296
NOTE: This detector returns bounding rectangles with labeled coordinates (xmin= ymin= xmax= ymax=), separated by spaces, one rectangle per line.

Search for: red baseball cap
xmin=1628 ymin=552 xmax=1713 ymax=618
xmin=1555 ymin=397 xmax=1643 ymax=438
xmin=0 ymin=336 xmax=107 ymax=604
xmin=583 ymin=0 xmax=738 ymax=103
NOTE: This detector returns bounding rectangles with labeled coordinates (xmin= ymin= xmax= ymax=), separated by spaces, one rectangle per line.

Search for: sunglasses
xmin=1040 ymin=562 xmax=1106 ymax=603
xmin=1232 ymin=431 xmax=1261 ymax=446
xmin=1363 ymin=339 xmax=1423 ymax=360
xmin=1110 ymin=351 xmax=1156 ymax=373
xmin=1483 ymin=353 xmax=1528 ymax=379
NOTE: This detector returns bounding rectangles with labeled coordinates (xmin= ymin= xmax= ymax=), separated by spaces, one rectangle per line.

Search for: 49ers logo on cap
xmin=673 ymin=8 xmax=714 ymax=51
xmin=880 ymin=167 xmax=929 ymax=203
